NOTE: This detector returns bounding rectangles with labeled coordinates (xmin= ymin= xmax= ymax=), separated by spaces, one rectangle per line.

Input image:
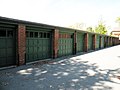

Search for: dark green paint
xmin=96 ymin=35 xmax=100 ymax=49
xmin=101 ymin=36 xmax=104 ymax=48
xmin=77 ymin=33 xmax=84 ymax=52
xmin=26 ymin=29 xmax=52 ymax=63
xmin=88 ymin=34 xmax=93 ymax=50
xmin=0 ymin=27 xmax=16 ymax=67
xmin=58 ymin=33 xmax=73 ymax=57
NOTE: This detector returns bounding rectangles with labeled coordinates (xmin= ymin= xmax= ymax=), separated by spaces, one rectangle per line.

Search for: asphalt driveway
xmin=0 ymin=45 xmax=120 ymax=90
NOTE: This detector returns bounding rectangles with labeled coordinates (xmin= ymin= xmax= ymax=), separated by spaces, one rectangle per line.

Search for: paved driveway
xmin=0 ymin=45 xmax=120 ymax=90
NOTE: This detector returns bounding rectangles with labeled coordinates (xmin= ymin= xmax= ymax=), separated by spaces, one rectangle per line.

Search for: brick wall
xmin=84 ymin=33 xmax=88 ymax=52
xmin=18 ymin=24 xmax=26 ymax=65
xmin=93 ymin=34 xmax=96 ymax=50
xmin=53 ymin=28 xmax=59 ymax=58
xmin=73 ymin=31 xmax=77 ymax=54
xmin=99 ymin=36 xmax=102 ymax=48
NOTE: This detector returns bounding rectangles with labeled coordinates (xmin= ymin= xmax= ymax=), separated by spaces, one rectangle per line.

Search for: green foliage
xmin=95 ymin=22 xmax=107 ymax=34
xmin=87 ymin=22 xmax=107 ymax=35
xmin=87 ymin=27 xmax=94 ymax=32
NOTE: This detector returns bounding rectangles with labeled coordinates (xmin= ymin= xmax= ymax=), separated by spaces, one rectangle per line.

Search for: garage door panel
xmin=7 ymin=57 xmax=15 ymax=65
xmin=96 ymin=35 xmax=100 ymax=49
xmin=7 ymin=48 xmax=14 ymax=57
xmin=0 ymin=39 xmax=6 ymax=48
xmin=26 ymin=55 xmax=29 ymax=61
xmin=34 ymin=39 xmax=38 ymax=46
xmin=26 ymin=47 xmax=29 ymax=53
xmin=0 ymin=49 xmax=6 ymax=57
xmin=26 ymin=30 xmax=51 ymax=63
xmin=43 ymin=40 xmax=47 ymax=46
xmin=0 ymin=28 xmax=16 ymax=67
xmin=38 ymin=47 xmax=42 ymax=52
xmin=34 ymin=47 xmax=38 ymax=53
xmin=58 ymin=33 xmax=73 ymax=57
xmin=34 ymin=54 xmax=38 ymax=60
xmin=88 ymin=34 xmax=93 ymax=50
xmin=38 ymin=40 xmax=42 ymax=45
xmin=29 ymin=54 xmax=34 ymax=61
xmin=0 ymin=58 xmax=6 ymax=66
xmin=101 ymin=37 xmax=104 ymax=48
xmin=38 ymin=53 xmax=42 ymax=59
xmin=7 ymin=38 xmax=14 ymax=47
xmin=26 ymin=39 xmax=29 ymax=46
xmin=29 ymin=40 xmax=34 ymax=46
xmin=28 ymin=47 xmax=32 ymax=54
xmin=27 ymin=56 xmax=30 ymax=62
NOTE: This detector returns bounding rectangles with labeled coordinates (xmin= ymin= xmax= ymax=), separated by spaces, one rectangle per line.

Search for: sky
xmin=0 ymin=0 xmax=120 ymax=33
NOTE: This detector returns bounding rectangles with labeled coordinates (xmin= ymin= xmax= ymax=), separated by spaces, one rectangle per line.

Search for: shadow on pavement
xmin=0 ymin=58 xmax=120 ymax=90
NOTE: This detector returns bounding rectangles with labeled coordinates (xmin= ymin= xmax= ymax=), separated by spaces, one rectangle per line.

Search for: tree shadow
xmin=0 ymin=58 xmax=120 ymax=90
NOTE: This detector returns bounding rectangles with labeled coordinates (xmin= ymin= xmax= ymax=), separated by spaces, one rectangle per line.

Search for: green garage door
xmin=104 ymin=36 xmax=107 ymax=47
xmin=101 ymin=36 xmax=104 ymax=48
xmin=58 ymin=33 xmax=73 ymax=57
xmin=88 ymin=34 xmax=93 ymax=50
xmin=0 ymin=27 xmax=16 ymax=67
xmin=77 ymin=33 xmax=84 ymax=53
xmin=26 ymin=28 xmax=52 ymax=63
xmin=96 ymin=35 xmax=100 ymax=49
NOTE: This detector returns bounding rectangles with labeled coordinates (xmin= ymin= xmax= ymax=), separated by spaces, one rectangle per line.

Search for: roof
xmin=0 ymin=16 xmax=116 ymax=37
xmin=112 ymin=27 xmax=120 ymax=31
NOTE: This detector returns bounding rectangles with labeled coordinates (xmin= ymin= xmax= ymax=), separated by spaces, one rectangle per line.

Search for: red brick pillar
xmin=18 ymin=24 xmax=26 ymax=66
xmin=93 ymin=34 xmax=96 ymax=50
xmin=84 ymin=33 xmax=88 ymax=52
xmin=73 ymin=31 xmax=77 ymax=54
xmin=53 ymin=28 xmax=59 ymax=58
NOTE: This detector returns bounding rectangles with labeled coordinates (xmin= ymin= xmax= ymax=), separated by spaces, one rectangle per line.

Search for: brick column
xmin=53 ymin=28 xmax=59 ymax=58
xmin=84 ymin=33 xmax=88 ymax=52
xmin=99 ymin=36 xmax=102 ymax=49
xmin=18 ymin=24 xmax=26 ymax=66
xmin=93 ymin=34 xmax=96 ymax=50
xmin=73 ymin=31 xmax=77 ymax=54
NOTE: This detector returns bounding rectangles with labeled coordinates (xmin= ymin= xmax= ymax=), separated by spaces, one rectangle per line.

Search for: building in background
xmin=111 ymin=28 xmax=120 ymax=40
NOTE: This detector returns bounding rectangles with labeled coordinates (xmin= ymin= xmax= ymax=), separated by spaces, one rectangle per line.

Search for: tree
xmin=87 ymin=20 xmax=108 ymax=35
xmin=94 ymin=22 xmax=107 ymax=34
xmin=87 ymin=27 xmax=94 ymax=32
